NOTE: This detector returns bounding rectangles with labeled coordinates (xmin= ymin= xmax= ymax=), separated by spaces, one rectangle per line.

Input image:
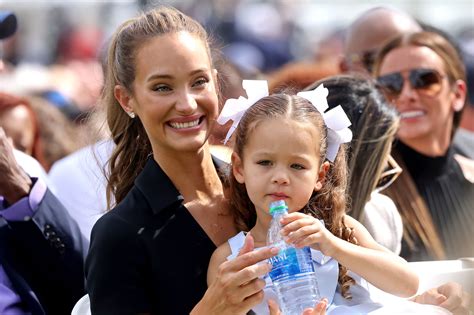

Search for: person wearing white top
xmin=48 ymin=139 xmax=113 ymax=240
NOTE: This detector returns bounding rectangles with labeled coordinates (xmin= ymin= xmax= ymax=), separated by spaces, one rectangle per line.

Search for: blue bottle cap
xmin=269 ymin=200 xmax=288 ymax=214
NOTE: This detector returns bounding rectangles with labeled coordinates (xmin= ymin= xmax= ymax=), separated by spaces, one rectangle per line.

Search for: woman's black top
xmin=85 ymin=157 xmax=221 ymax=314
xmin=398 ymin=141 xmax=474 ymax=261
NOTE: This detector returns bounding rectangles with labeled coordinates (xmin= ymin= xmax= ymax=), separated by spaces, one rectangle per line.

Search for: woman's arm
xmin=193 ymin=233 xmax=278 ymax=315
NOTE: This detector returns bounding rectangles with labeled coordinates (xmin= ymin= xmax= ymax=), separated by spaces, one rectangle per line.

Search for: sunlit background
xmin=0 ymin=0 xmax=472 ymax=121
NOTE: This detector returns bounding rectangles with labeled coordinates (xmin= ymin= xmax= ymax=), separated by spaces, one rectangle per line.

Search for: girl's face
xmin=377 ymin=45 xmax=462 ymax=146
xmin=118 ymin=32 xmax=219 ymax=154
xmin=232 ymin=117 xmax=326 ymax=218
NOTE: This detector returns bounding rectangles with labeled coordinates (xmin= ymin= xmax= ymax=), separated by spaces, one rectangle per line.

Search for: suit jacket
xmin=0 ymin=189 xmax=88 ymax=315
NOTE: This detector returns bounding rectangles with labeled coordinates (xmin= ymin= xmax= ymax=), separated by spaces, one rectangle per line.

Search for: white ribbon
xmin=217 ymin=80 xmax=269 ymax=144
xmin=297 ymin=84 xmax=353 ymax=162
xmin=217 ymin=81 xmax=352 ymax=162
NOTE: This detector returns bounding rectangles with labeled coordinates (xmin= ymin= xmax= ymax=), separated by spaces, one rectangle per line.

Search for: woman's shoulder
xmin=363 ymin=192 xmax=399 ymax=221
xmin=89 ymin=207 xmax=137 ymax=247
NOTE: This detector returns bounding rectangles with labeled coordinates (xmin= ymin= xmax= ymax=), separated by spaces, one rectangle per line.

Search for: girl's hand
xmin=280 ymin=212 xmax=339 ymax=256
xmin=268 ymin=298 xmax=329 ymax=315
xmin=193 ymin=233 xmax=279 ymax=315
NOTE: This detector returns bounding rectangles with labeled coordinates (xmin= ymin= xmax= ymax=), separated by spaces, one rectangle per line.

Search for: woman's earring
xmin=127 ymin=111 xmax=136 ymax=119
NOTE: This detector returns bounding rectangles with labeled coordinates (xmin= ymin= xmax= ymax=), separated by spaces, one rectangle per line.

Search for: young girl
xmin=207 ymin=81 xmax=421 ymax=314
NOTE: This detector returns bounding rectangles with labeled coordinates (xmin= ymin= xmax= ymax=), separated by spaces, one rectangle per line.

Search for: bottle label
xmin=268 ymin=246 xmax=315 ymax=282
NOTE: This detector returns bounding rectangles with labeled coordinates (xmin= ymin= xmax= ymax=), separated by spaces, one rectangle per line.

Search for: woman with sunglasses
xmin=306 ymin=75 xmax=470 ymax=314
xmin=373 ymin=31 xmax=474 ymax=262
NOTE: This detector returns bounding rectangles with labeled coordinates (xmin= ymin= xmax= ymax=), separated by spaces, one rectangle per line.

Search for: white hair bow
xmin=297 ymin=84 xmax=353 ymax=162
xmin=217 ymin=80 xmax=269 ymax=144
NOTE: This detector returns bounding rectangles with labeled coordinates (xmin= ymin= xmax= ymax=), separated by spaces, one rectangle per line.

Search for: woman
xmin=373 ymin=31 xmax=474 ymax=261
xmin=309 ymin=75 xmax=470 ymax=314
xmin=85 ymin=6 xmax=313 ymax=315
xmin=307 ymin=75 xmax=403 ymax=254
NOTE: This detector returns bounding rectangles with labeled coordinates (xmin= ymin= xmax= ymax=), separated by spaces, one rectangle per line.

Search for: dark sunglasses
xmin=346 ymin=49 xmax=377 ymax=73
xmin=376 ymin=68 xmax=445 ymax=98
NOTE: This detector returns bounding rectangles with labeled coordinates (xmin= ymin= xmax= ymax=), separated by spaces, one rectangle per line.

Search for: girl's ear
xmin=231 ymin=152 xmax=245 ymax=184
xmin=315 ymin=161 xmax=330 ymax=191
xmin=114 ymin=85 xmax=135 ymax=115
xmin=451 ymin=79 xmax=467 ymax=112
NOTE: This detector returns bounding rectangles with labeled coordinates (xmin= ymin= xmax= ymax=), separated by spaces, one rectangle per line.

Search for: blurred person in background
xmin=306 ymin=75 xmax=403 ymax=255
xmin=339 ymin=9 xmax=472 ymax=312
xmin=341 ymin=6 xmax=473 ymax=159
xmin=0 ymin=11 xmax=87 ymax=315
xmin=374 ymin=31 xmax=474 ymax=261
xmin=267 ymin=61 xmax=338 ymax=94
xmin=53 ymin=24 xmax=104 ymax=113
xmin=0 ymin=91 xmax=45 ymax=165
xmin=340 ymin=6 xmax=422 ymax=75
xmin=310 ymin=29 xmax=345 ymax=75
xmin=308 ymin=74 xmax=470 ymax=314
xmin=0 ymin=91 xmax=84 ymax=172
xmin=0 ymin=11 xmax=16 ymax=73
xmin=28 ymin=95 xmax=85 ymax=171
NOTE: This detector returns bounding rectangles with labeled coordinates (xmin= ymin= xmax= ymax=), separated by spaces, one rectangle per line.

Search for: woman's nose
xmin=175 ymin=90 xmax=197 ymax=114
xmin=398 ymin=76 xmax=417 ymax=101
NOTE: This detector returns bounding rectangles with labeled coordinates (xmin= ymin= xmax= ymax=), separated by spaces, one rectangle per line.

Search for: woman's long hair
xmin=306 ymin=75 xmax=400 ymax=222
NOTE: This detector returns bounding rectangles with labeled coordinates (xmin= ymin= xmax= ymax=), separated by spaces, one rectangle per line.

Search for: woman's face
xmin=0 ymin=105 xmax=35 ymax=155
xmin=125 ymin=32 xmax=219 ymax=154
xmin=378 ymin=45 xmax=460 ymax=147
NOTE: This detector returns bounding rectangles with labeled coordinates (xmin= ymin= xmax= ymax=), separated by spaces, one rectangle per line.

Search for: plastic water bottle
xmin=267 ymin=200 xmax=320 ymax=315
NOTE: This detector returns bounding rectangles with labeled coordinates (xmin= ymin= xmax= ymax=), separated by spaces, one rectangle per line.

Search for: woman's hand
xmin=192 ymin=233 xmax=279 ymax=315
xmin=268 ymin=298 xmax=329 ymax=315
xmin=412 ymin=282 xmax=471 ymax=315
xmin=280 ymin=212 xmax=339 ymax=257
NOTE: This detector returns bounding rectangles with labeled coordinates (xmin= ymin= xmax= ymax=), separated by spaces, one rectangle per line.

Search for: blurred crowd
xmin=0 ymin=1 xmax=472 ymax=174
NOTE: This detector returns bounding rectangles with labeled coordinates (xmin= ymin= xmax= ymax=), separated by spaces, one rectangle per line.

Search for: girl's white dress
xmin=227 ymin=232 xmax=450 ymax=315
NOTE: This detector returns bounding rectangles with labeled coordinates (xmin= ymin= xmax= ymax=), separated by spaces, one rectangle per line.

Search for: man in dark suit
xmin=0 ymin=11 xmax=87 ymax=314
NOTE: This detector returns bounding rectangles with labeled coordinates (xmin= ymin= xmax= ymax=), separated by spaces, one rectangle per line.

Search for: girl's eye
xmin=153 ymin=85 xmax=171 ymax=92
xmin=257 ymin=160 xmax=272 ymax=166
xmin=291 ymin=163 xmax=305 ymax=170
xmin=193 ymin=77 xmax=209 ymax=87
